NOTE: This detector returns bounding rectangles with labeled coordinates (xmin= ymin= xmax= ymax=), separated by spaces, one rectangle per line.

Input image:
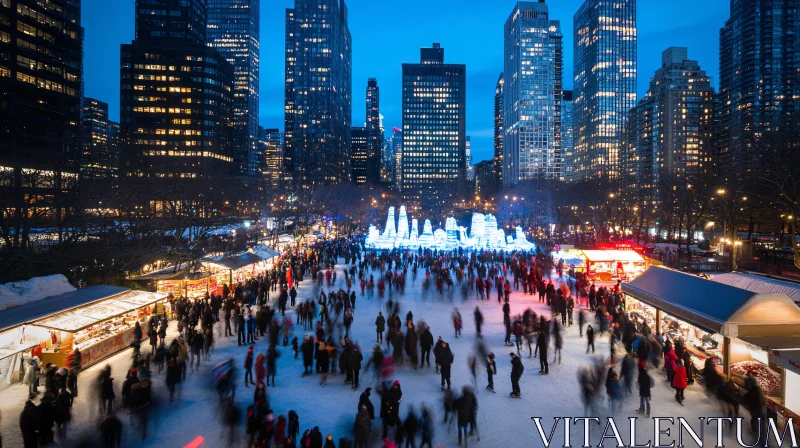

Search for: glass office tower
xmin=573 ymin=0 xmax=637 ymax=181
xmin=503 ymin=0 xmax=563 ymax=185
xmin=400 ymin=43 xmax=466 ymax=210
xmin=208 ymin=0 xmax=260 ymax=180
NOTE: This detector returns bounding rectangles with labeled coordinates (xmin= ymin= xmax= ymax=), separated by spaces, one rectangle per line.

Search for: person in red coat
xmin=663 ymin=342 xmax=679 ymax=384
xmin=672 ymin=359 xmax=688 ymax=405
xmin=255 ymin=352 xmax=266 ymax=385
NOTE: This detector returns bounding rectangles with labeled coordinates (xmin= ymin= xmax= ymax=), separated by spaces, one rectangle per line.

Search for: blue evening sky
xmin=82 ymin=0 xmax=729 ymax=163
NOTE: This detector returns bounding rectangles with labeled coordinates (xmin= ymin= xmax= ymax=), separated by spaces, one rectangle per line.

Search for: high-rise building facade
xmin=0 ymin=0 xmax=83 ymax=222
xmin=284 ymin=0 xmax=352 ymax=187
xmin=351 ymin=127 xmax=368 ymax=185
xmin=623 ymin=48 xmax=713 ymax=208
xmin=717 ymin=0 xmax=800 ymax=175
xmin=465 ymin=137 xmax=474 ymax=181
xmin=120 ymin=0 xmax=235 ymax=206
xmin=493 ymin=73 xmax=504 ymax=186
xmin=391 ymin=127 xmax=403 ymax=189
xmin=82 ymin=98 xmax=119 ymax=180
xmin=503 ymin=1 xmax=563 ymax=185
xmin=475 ymin=160 xmax=496 ymax=198
xmin=573 ymin=0 xmax=637 ymax=181
xmin=207 ymin=0 xmax=260 ymax=180
xmin=561 ymin=90 xmax=574 ymax=182
xmin=259 ymin=127 xmax=282 ymax=190
xmin=365 ymin=78 xmax=382 ymax=184
xmin=400 ymin=43 xmax=466 ymax=209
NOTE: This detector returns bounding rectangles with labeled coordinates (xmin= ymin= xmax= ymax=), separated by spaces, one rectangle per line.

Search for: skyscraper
xmin=365 ymin=78 xmax=383 ymax=184
xmin=717 ymin=0 xmax=800 ymax=174
xmin=391 ymin=127 xmax=403 ymax=189
xmin=351 ymin=127 xmax=368 ymax=185
xmin=493 ymin=73 xmax=504 ymax=187
xmin=284 ymin=0 xmax=352 ymax=187
xmin=82 ymin=98 xmax=119 ymax=180
xmin=573 ymin=0 xmax=637 ymax=181
xmin=120 ymin=0 xmax=235 ymax=206
xmin=465 ymin=136 xmax=474 ymax=181
xmin=561 ymin=90 xmax=574 ymax=182
xmin=503 ymin=0 xmax=563 ymax=185
xmin=624 ymin=48 xmax=713 ymax=208
xmin=0 ymin=0 xmax=83 ymax=225
xmin=259 ymin=127 xmax=282 ymax=190
xmin=400 ymin=43 xmax=467 ymax=209
xmin=207 ymin=0 xmax=260 ymax=180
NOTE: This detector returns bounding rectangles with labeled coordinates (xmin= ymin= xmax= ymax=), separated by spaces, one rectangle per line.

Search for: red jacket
xmin=664 ymin=349 xmax=679 ymax=371
xmin=673 ymin=366 xmax=688 ymax=389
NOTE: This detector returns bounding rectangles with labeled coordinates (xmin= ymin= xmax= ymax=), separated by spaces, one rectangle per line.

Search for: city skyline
xmin=81 ymin=0 xmax=728 ymax=164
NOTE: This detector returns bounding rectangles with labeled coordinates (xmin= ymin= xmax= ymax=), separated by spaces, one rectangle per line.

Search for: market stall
xmin=31 ymin=290 xmax=168 ymax=368
xmin=156 ymin=271 xmax=216 ymax=299
xmin=622 ymin=267 xmax=800 ymax=428
xmin=202 ymin=251 xmax=268 ymax=287
xmin=605 ymin=250 xmax=647 ymax=280
xmin=581 ymin=250 xmax=616 ymax=281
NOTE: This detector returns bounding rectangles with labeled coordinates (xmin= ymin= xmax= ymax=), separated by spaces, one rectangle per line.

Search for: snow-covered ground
xmin=0 ymin=261 xmax=770 ymax=447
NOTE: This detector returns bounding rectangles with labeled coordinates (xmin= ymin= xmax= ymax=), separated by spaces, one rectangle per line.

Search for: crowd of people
xmin=8 ymin=237 xmax=773 ymax=447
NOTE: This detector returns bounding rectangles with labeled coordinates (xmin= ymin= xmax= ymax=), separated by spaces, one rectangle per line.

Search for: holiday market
xmin=0 ymin=286 xmax=168 ymax=382
xmin=621 ymin=266 xmax=800 ymax=428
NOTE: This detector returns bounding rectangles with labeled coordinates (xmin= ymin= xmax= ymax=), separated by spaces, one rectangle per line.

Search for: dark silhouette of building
xmin=120 ymin=0 xmax=235 ymax=210
xmin=0 ymin=0 xmax=83 ymax=233
xmin=82 ymin=98 xmax=119 ymax=180
xmin=351 ymin=127 xmax=368 ymax=185
xmin=365 ymin=78 xmax=382 ymax=184
xmin=493 ymin=73 xmax=504 ymax=187
xmin=284 ymin=0 xmax=352 ymax=187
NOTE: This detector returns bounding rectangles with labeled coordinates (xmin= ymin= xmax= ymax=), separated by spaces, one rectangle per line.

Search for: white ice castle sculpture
xmin=365 ymin=206 xmax=537 ymax=251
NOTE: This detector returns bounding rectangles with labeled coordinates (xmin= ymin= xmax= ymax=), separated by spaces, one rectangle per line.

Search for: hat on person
xmin=393 ymin=380 xmax=400 ymax=386
xmin=488 ymin=353 xmax=495 ymax=358
xmin=510 ymin=352 xmax=516 ymax=357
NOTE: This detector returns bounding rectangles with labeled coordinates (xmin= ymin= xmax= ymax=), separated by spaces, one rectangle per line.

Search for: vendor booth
xmin=622 ymin=267 xmax=800 ymax=428
xmin=201 ymin=250 xmax=277 ymax=288
xmin=156 ymin=271 xmax=216 ymax=299
xmin=0 ymin=286 xmax=168 ymax=382
xmin=31 ymin=289 xmax=168 ymax=368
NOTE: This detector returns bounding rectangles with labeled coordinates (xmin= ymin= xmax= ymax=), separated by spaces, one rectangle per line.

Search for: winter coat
xmin=673 ymin=366 xmax=688 ymax=389
xmin=379 ymin=385 xmax=402 ymax=424
xmin=664 ymin=349 xmax=679 ymax=372
xmin=375 ymin=315 xmax=386 ymax=332
xmin=637 ymin=367 xmax=652 ymax=398
xmin=536 ymin=331 xmax=549 ymax=355
xmin=437 ymin=344 xmax=453 ymax=367
xmin=511 ymin=357 xmax=524 ymax=380
xmin=420 ymin=329 xmax=434 ymax=351
xmin=54 ymin=390 xmax=73 ymax=423
xmin=354 ymin=408 xmax=371 ymax=442
xmin=273 ymin=417 xmax=289 ymax=448
xmin=302 ymin=340 xmax=315 ymax=367
xmin=350 ymin=350 xmax=363 ymax=371
xmin=19 ymin=401 xmax=38 ymax=439
xmin=267 ymin=347 xmax=280 ymax=372
xmin=405 ymin=330 xmax=418 ymax=358
xmin=359 ymin=391 xmax=375 ymax=419
xmin=255 ymin=353 xmax=266 ymax=382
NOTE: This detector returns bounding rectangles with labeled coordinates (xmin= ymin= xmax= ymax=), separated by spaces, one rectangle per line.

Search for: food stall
xmin=605 ymin=250 xmax=647 ymax=280
xmin=201 ymin=251 xmax=269 ymax=287
xmin=581 ymin=250 xmax=616 ymax=281
xmin=156 ymin=271 xmax=216 ymax=299
xmin=32 ymin=290 xmax=168 ymax=368
xmin=551 ymin=250 xmax=586 ymax=272
xmin=622 ymin=267 xmax=800 ymax=429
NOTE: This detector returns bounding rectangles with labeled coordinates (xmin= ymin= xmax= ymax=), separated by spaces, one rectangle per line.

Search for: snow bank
xmin=0 ymin=274 xmax=76 ymax=311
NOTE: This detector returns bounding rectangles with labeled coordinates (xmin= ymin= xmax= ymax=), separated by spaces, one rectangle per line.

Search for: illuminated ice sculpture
xmin=365 ymin=206 xmax=536 ymax=251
